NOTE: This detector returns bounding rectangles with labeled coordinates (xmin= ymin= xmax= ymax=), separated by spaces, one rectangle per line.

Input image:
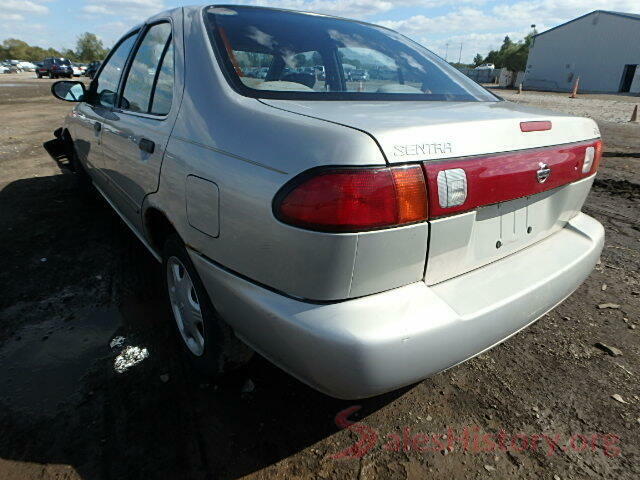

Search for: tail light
xmin=274 ymin=165 xmax=428 ymax=232
xmin=274 ymin=140 xmax=602 ymax=231
xmin=584 ymin=140 xmax=603 ymax=174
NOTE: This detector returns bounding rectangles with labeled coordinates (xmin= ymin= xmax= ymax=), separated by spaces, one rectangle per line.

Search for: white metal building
xmin=524 ymin=10 xmax=640 ymax=94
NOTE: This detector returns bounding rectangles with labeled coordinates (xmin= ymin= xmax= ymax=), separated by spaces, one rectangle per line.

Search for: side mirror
xmin=51 ymin=81 xmax=86 ymax=102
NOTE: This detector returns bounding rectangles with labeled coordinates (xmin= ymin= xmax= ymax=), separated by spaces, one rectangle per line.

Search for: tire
xmin=162 ymin=234 xmax=253 ymax=376
xmin=36 ymin=73 xmax=42 ymax=79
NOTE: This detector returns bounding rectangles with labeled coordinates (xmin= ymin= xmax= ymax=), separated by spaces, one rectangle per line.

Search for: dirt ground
xmin=496 ymin=88 xmax=640 ymax=125
xmin=0 ymin=72 xmax=639 ymax=480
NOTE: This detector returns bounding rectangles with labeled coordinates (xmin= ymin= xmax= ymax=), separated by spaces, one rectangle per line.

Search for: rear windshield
xmin=54 ymin=58 xmax=71 ymax=65
xmin=204 ymin=6 xmax=497 ymax=102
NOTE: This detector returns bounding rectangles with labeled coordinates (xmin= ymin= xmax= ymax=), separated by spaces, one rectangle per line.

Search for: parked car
xmin=256 ymin=66 xmax=268 ymax=79
xmin=37 ymin=57 xmax=73 ymax=78
xmin=349 ymin=69 xmax=369 ymax=81
xmin=0 ymin=65 xmax=8 ymax=74
xmin=475 ymin=63 xmax=495 ymax=70
xmin=71 ymin=63 xmax=85 ymax=76
xmin=84 ymin=61 xmax=101 ymax=78
xmin=17 ymin=61 xmax=36 ymax=71
xmin=1 ymin=62 xmax=20 ymax=73
xmin=6 ymin=59 xmax=22 ymax=71
xmin=50 ymin=5 xmax=604 ymax=400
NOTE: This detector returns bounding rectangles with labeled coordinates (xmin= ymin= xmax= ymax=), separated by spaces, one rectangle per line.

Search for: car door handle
xmin=94 ymin=122 xmax=101 ymax=133
xmin=138 ymin=138 xmax=155 ymax=154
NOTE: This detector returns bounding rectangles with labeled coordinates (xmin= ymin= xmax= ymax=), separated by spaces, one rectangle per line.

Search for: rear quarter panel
xmin=145 ymin=7 xmax=428 ymax=300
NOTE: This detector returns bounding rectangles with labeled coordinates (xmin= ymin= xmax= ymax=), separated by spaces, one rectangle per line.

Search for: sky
xmin=2 ymin=0 xmax=640 ymax=63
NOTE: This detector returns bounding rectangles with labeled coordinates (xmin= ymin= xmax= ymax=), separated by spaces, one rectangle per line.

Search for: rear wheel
xmin=162 ymin=235 xmax=253 ymax=376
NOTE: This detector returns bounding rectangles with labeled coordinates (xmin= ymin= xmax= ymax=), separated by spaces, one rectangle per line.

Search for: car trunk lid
xmin=261 ymin=99 xmax=601 ymax=285
xmin=259 ymin=99 xmax=600 ymax=162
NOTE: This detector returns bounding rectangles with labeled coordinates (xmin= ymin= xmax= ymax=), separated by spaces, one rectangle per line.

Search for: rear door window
xmin=121 ymin=22 xmax=173 ymax=115
xmin=150 ymin=41 xmax=174 ymax=115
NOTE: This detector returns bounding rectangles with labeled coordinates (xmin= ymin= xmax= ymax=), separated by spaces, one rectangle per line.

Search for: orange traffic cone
xmin=569 ymin=77 xmax=580 ymax=98
xmin=631 ymin=105 xmax=639 ymax=123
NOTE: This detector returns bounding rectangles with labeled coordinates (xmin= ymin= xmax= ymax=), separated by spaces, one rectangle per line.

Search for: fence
xmin=458 ymin=67 xmax=525 ymax=88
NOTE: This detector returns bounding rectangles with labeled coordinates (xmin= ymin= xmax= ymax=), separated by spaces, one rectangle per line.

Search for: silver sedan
xmin=50 ymin=5 xmax=604 ymax=399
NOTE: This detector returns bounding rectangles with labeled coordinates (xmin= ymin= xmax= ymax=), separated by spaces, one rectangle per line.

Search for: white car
xmin=17 ymin=61 xmax=36 ymax=71
xmin=72 ymin=65 xmax=84 ymax=77
xmin=51 ymin=5 xmax=604 ymax=399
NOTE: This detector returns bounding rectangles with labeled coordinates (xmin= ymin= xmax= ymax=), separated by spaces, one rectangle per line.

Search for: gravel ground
xmin=0 ymin=73 xmax=639 ymax=480
xmin=497 ymin=88 xmax=640 ymax=124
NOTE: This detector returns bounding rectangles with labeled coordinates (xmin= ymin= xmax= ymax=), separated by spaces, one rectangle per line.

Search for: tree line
xmin=472 ymin=30 xmax=537 ymax=72
xmin=0 ymin=33 xmax=109 ymax=63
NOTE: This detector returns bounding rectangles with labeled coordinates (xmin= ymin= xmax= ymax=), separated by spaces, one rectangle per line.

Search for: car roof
xmin=185 ymin=4 xmax=395 ymax=32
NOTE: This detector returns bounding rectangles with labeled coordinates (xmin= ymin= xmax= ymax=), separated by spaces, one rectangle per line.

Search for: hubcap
xmin=166 ymin=256 xmax=205 ymax=356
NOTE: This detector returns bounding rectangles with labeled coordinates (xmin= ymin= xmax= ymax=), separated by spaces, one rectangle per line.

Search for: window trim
xmin=88 ymin=29 xmax=141 ymax=108
xmin=116 ymin=19 xmax=175 ymax=119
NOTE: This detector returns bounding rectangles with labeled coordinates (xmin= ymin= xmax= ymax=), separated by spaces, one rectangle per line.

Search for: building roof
xmin=602 ymin=10 xmax=640 ymax=20
xmin=535 ymin=10 xmax=640 ymax=37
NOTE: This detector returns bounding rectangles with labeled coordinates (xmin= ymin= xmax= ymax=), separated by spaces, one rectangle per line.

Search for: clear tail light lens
xmin=582 ymin=146 xmax=595 ymax=173
xmin=436 ymin=168 xmax=467 ymax=208
xmin=274 ymin=165 xmax=428 ymax=232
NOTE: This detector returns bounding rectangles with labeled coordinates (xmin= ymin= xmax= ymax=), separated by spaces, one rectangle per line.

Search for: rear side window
xmin=121 ymin=22 xmax=173 ymax=115
xmin=94 ymin=33 xmax=139 ymax=108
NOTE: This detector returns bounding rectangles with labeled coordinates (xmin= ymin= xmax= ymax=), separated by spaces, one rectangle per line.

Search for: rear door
xmin=98 ymin=17 xmax=180 ymax=230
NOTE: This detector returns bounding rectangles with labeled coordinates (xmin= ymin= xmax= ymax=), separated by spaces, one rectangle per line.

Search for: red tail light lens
xmin=274 ymin=165 xmax=428 ymax=232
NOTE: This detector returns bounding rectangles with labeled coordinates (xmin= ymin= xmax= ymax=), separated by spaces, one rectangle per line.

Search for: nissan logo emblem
xmin=536 ymin=162 xmax=551 ymax=183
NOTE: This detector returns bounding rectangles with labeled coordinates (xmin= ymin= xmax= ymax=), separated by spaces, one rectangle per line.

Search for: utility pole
xmin=444 ymin=42 xmax=449 ymax=61
xmin=458 ymin=42 xmax=462 ymax=64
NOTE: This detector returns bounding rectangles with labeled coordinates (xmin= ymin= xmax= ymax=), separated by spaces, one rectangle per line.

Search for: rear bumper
xmin=190 ymin=212 xmax=604 ymax=399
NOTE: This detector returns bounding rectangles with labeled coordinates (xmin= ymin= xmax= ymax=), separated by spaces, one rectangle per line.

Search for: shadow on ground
xmin=0 ymin=149 xmax=404 ymax=480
